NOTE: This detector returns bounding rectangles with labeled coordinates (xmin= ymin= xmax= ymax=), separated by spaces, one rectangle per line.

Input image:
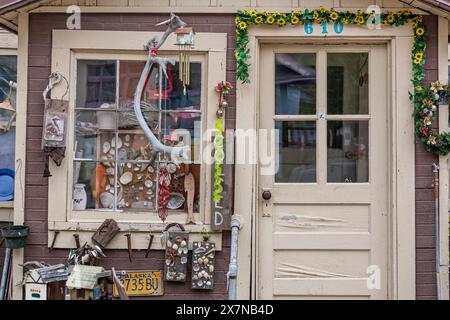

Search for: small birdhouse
xmin=175 ymin=27 xmax=195 ymax=46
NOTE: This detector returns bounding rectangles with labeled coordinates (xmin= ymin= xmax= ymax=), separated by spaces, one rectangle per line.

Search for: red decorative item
xmin=158 ymin=169 xmax=171 ymax=221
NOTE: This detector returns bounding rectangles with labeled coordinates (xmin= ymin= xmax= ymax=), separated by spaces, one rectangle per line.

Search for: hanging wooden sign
xmin=163 ymin=223 xmax=189 ymax=282
xmin=191 ymin=241 xmax=215 ymax=290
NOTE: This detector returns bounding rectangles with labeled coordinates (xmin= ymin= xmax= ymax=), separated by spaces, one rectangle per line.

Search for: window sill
xmin=0 ymin=201 xmax=13 ymax=222
xmin=47 ymin=221 xmax=223 ymax=250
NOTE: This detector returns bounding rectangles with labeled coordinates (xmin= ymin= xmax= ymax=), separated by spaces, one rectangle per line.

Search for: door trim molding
xmin=235 ymin=28 xmax=415 ymax=300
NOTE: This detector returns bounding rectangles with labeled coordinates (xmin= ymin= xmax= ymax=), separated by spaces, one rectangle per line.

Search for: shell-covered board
xmin=191 ymin=241 xmax=215 ymax=290
xmin=164 ymin=229 xmax=189 ymax=282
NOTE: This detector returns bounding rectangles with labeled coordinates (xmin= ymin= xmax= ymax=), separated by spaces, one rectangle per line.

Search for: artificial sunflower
xmin=266 ymin=15 xmax=275 ymax=24
xmin=330 ymin=11 xmax=339 ymax=21
xmin=313 ymin=11 xmax=319 ymax=20
xmin=290 ymin=16 xmax=300 ymax=25
xmin=386 ymin=14 xmax=395 ymax=23
xmin=414 ymin=52 xmax=423 ymax=60
xmin=355 ymin=16 xmax=365 ymax=25
xmin=415 ymin=27 xmax=425 ymax=36
xmin=342 ymin=17 xmax=349 ymax=25
xmin=414 ymin=57 xmax=422 ymax=65
xmin=235 ymin=17 xmax=240 ymax=25
xmin=255 ymin=16 xmax=263 ymax=24
xmin=249 ymin=10 xmax=257 ymax=18
xmin=277 ymin=18 xmax=286 ymax=26
xmin=238 ymin=21 xmax=247 ymax=31
xmin=319 ymin=7 xmax=327 ymax=13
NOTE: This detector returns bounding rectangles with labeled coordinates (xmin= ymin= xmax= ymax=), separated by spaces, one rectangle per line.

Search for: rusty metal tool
xmin=125 ymin=233 xmax=132 ymax=262
xmin=73 ymin=233 xmax=80 ymax=249
xmin=49 ymin=231 xmax=60 ymax=252
xmin=145 ymin=234 xmax=154 ymax=258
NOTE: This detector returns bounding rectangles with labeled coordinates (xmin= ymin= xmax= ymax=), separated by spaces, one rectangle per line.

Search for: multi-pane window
xmin=275 ymin=51 xmax=369 ymax=183
xmin=73 ymin=59 xmax=202 ymax=214
xmin=0 ymin=55 xmax=17 ymax=181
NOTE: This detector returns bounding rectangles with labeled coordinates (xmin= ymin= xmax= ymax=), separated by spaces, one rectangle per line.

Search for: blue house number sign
xmin=305 ymin=21 xmax=344 ymax=35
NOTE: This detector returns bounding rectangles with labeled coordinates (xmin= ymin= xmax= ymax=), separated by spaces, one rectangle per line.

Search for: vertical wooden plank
xmin=12 ymin=11 xmax=29 ymax=301
xmin=437 ymin=16 xmax=449 ymax=300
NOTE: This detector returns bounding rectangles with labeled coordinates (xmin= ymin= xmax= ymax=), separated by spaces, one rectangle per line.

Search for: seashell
xmin=197 ymin=257 xmax=203 ymax=264
xmin=166 ymin=240 xmax=172 ymax=248
xmin=183 ymin=247 xmax=188 ymax=254
xmin=106 ymin=167 xmax=114 ymax=176
xmin=167 ymin=192 xmax=185 ymax=210
xmin=180 ymin=256 xmax=187 ymax=264
xmin=108 ymin=177 xmax=115 ymax=185
xmin=126 ymin=163 xmax=132 ymax=169
xmin=137 ymin=174 xmax=143 ymax=180
xmin=111 ymin=137 xmax=122 ymax=149
xmin=102 ymin=141 xmax=111 ymax=154
xmin=192 ymin=275 xmax=198 ymax=280
xmin=118 ymin=148 xmax=127 ymax=160
xmin=124 ymin=142 xmax=130 ymax=147
xmin=148 ymin=166 xmax=154 ymax=173
xmin=100 ymin=192 xmax=114 ymax=209
xmin=144 ymin=180 xmax=153 ymax=188
xmin=172 ymin=244 xmax=179 ymax=251
xmin=208 ymin=254 xmax=214 ymax=259
xmin=206 ymin=281 xmax=211 ymax=286
xmin=193 ymin=264 xmax=200 ymax=272
xmin=167 ymin=162 xmax=177 ymax=174
xmin=125 ymin=134 xmax=131 ymax=142
xmin=105 ymin=184 xmax=110 ymax=191
xmin=180 ymin=240 xmax=187 ymax=248
xmin=133 ymin=166 xmax=140 ymax=172
xmin=209 ymin=265 xmax=214 ymax=273
xmin=138 ymin=186 xmax=144 ymax=191
xmin=197 ymin=280 xmax=203 ymax=286
xmin=203 ymin=258 xmax=209 ymax=265
xmin=165 ymin=259 xmax=171 ymax=266
xmin=120 ymin=172 xmax=132 ymax=185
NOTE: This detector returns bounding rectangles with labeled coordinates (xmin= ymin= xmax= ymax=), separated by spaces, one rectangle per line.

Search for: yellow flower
xmin=355 ymin=16 xmax=365 ymax=25
xmin=235 ymin=17 xmax=240 ymax=25
xmin=266 ymin=15 xmax=275 ymax=24
xmin=414 ymin=52 xmax=423 ymax=60
xmin=416 ymin=27 xmax=425 ymax=36
xmin=414 ymin=57 xmax=422 ymax=65
xmin=313 ymin=11 xmax=319 ymax=19
xmin=319 ymin=7 xmax=327 ymax=13
xmin=386 ymin=14 xmax=394 ymax=23
xmin=290 ymin=16 xmax=300 ymax=25
xmin=249 ymin=10 xmax=257 ymax=17
xmin=330 ymin=11 xmax=339 ymax=21
xmin=255 ymin=16 xmax=263 ymax=24
xmin=415 ymin=15 xmax=423 ymax=22
xmin=277 ymin=18 xmax=286 ymax=26
xmin=235 ymin=51 xmax=239 ymax=59
xmin=342 ymin=18 xmax=349 ymax=25
xmin=238 ymin=21 xmax=247 ymax=30
xmin=415 ymin=86 xmax=424 ymax=91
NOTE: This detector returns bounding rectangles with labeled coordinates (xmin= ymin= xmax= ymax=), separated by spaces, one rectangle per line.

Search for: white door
xmin=258 ymin=44 xmax=388 ymax=299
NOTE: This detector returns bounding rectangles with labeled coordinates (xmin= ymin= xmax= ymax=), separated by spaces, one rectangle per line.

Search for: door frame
xmin=234 ymin=25 xmax=416 ymax=300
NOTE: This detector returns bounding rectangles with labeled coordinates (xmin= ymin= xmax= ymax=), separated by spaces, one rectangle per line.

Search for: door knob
xmin=262 ymin=190 xmax=272 ymax=200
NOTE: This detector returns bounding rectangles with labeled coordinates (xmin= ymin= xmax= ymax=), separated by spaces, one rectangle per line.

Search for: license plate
xmin=113 ymin=271 xmax=163 ymax=297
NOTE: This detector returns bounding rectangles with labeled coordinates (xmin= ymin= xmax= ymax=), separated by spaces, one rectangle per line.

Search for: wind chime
xmin=175 ymin=27 xmax=195 ymax=95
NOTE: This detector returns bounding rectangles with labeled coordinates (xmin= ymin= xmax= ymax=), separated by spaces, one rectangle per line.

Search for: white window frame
xmin=48 ymin=30 xmax=227 ymax=250
xmin=0 ymin=48 xmax=17 ymax=222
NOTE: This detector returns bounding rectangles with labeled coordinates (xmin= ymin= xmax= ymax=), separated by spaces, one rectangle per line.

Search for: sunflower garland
xmin=235 ymin=8 xmax=450 ymax=156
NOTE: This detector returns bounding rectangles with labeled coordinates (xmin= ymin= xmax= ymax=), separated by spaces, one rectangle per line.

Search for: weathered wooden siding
xmin=24 ymin=12 xmax=235 ymax=299
xmin=415 ymin=14 xmax=439 ymax=300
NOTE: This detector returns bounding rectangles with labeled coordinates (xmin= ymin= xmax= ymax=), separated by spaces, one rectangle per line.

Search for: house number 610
xmin=304 ymin=21 xmax=344 ymax=35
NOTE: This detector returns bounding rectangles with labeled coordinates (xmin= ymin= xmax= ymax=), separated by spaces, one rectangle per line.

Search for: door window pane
xmin=327 ymin=121 xmax=368 ymax=182
xmin=327 ymin=53 xmax=368 ymax=115
xmin=275 ymin=121 xmax=316 ymax=182
xmin=275 ymin=53 xmax=316 ymax=115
